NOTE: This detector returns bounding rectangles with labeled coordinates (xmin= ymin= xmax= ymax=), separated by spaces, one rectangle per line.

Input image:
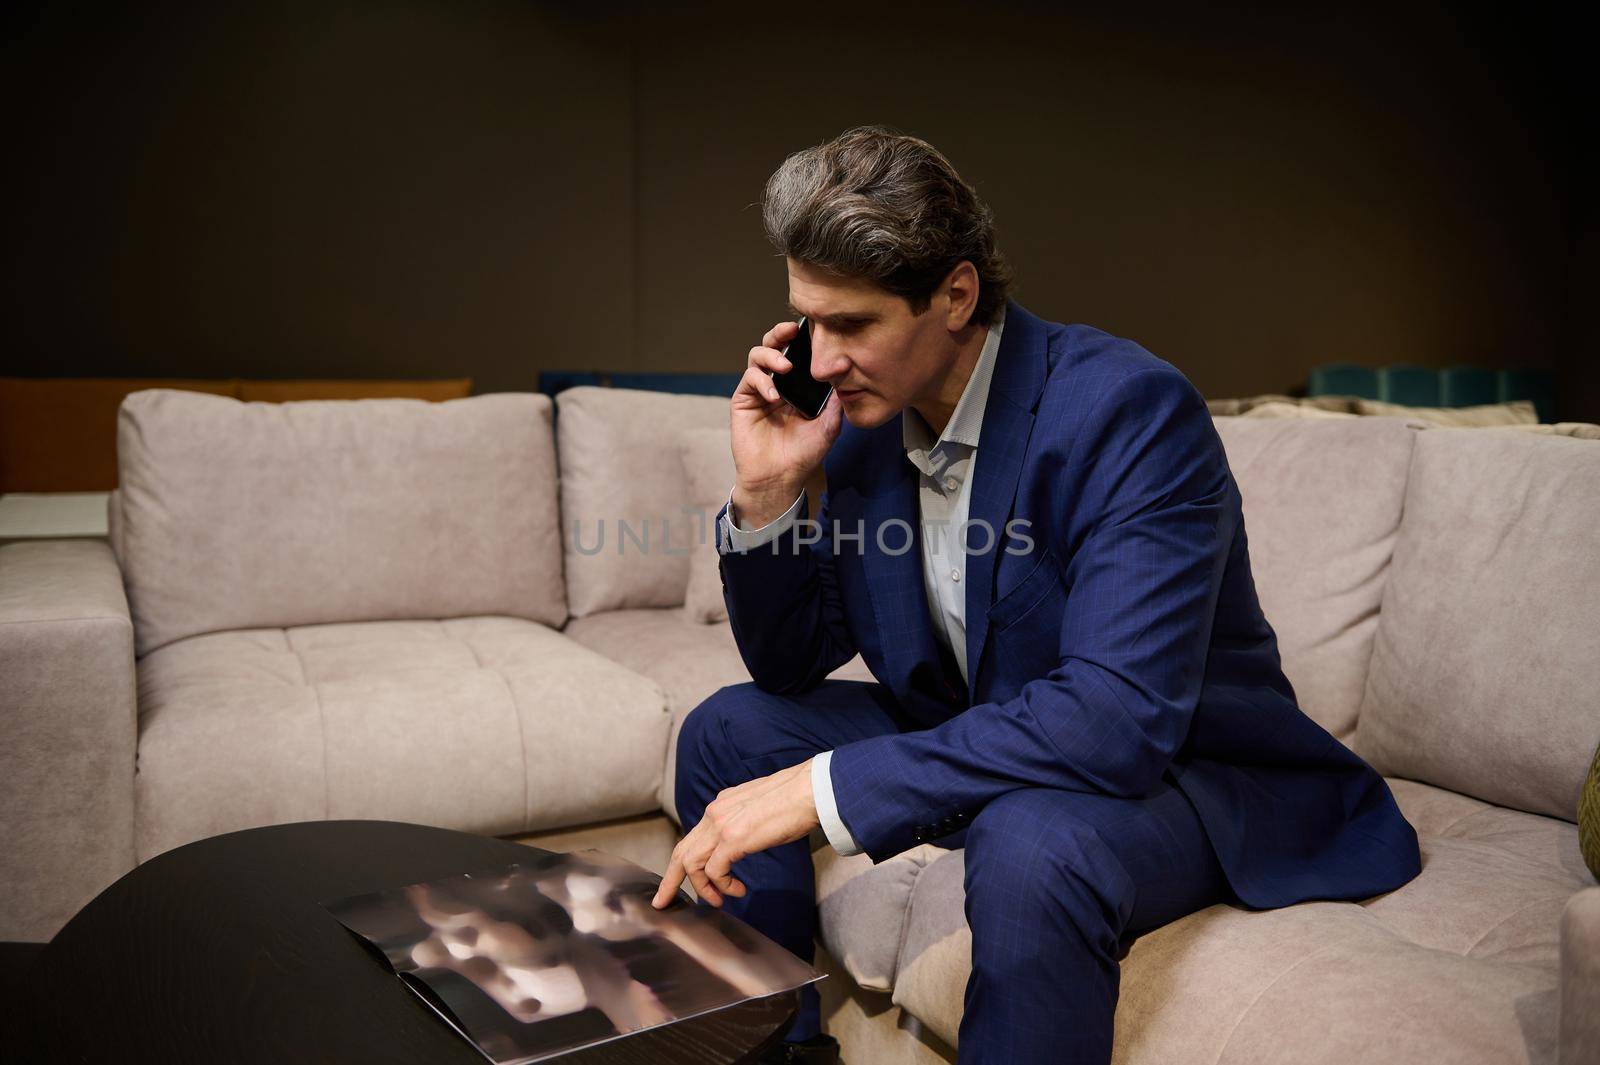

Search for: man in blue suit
xmin=652 ymin=126 xmax=1420 ymax=1065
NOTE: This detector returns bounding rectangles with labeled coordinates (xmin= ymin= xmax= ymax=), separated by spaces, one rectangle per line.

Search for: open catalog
xmin=321 ymin=848 xmax=823 ymax=1063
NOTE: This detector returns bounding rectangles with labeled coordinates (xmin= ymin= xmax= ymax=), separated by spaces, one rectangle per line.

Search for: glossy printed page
xmin=322 ymin=848 xmax=822 ymax=1064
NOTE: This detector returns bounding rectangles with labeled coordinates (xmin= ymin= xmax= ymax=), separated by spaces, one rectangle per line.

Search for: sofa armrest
xmin=1563 ymin=886 xmax=1600 ymax=1065
xmin=0 ymin=540 xmax=137 ymax=941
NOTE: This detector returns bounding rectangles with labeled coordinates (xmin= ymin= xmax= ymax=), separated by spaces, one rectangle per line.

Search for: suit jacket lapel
xmin=857 ymin=298 xmax=1051 ymax=710
xmin=962 ymin=300 xmax=1049 ymax=704
xmin=859 ymin=428 xmax=947 ymax=693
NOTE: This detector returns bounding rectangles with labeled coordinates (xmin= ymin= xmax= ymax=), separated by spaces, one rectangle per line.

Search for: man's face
xmin=785 ymin=258 xmax=956 ymax=430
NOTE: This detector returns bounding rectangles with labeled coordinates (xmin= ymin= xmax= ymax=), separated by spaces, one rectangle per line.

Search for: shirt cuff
xmin=811 ymin=749 xmax=862 ymax=856
xmin=717 ymin=486 xmax=806 ymax=554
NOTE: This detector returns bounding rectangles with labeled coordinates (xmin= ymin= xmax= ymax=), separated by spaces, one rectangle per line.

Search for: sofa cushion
xmin=1356 ymin=429 xmax=1600 ymax=821
xmin=1363 ymin=780 xmax=1594 ymax=958
xmin=1212 ymin=416 xmax=1422 ymax=740
xmin=1564 ymin=888 xmax=1600 ymax=1063
xmin=114 ymin=390 xmax=565 ymax=657
xmin=677 ymin=427 xmax=736 ymax=624
xmin=1116 ymin=902 xmax=1559 ymax=1065
xmin=1352 ymin=397 xmax=1538 ymax=426
xmin=1495 ymin=421 xmax=1600 ymax=440
xmin=0 ymin=540 xmax=138 ymax=942
xmin=1206 ymin=395 xmax=1541 ymax=428
xmin=874 ymin=778 xmax=1589 ymax=1062
xmin=1235 ymin=401 xmax=1357 ymax=420
xmin=1206 ymin=395 xmax=1364 ymax=417
xmin=134 ymin=616 xmax=668 ymax=862
xmin=561 ymin=608 xmax=873 ymax=825
xmin=555 ymin=388 xmax=729 ymax=618
xmin=814 ymin=844 xmax=949 ymax=993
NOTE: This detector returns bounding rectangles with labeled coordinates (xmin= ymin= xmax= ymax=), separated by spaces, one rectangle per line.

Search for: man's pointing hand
xmin=651 ymin=757 xmax=821 ymax=909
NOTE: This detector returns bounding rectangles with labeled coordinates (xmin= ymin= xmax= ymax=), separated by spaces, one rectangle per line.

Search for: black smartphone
xmin=770 ymin=317 xmax=833 ymax=419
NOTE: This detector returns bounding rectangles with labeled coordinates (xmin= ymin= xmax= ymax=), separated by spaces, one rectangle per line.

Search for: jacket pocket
xmin=987 ymin=547 xmax=1067 ymax=633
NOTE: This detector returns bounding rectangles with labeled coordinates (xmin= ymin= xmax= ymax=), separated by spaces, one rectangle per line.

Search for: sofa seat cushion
xmin=1358 ymin=780 xmax=1594 ymax=966
xmin=134 ymin=617 xmax=669 ymax=862
xmin=813 ymin=844 xmax=949 ymax=993
xmin=842 ymin=778 xmax=1592 ymax=1063
xmin=561 ymin=608 xmax=873 ymax=826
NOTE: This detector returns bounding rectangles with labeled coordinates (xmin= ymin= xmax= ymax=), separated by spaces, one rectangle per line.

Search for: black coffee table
xmin=6 ymin=820 xmax=795 ymax=1063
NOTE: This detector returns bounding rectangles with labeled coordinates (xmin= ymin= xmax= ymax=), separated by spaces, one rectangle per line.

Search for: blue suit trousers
xmin=674 ymin=679 xmax=1234 ymax=1064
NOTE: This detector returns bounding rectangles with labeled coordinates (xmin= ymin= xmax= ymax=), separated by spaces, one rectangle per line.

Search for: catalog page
xmin=322 ymin=848 xmax=823 ymax=1064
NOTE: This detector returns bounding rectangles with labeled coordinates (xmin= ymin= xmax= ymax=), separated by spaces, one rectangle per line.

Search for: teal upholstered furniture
xmin=1308 ymin=364 xmax=1556 ymax=422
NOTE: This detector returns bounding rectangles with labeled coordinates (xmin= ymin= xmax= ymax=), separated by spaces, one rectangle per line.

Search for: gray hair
xmin=761 ymin=125 xmax=1015 ymax=326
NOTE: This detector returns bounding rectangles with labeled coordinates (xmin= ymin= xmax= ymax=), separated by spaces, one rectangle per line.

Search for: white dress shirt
xmin=717 ymin=307 xmax=1006 ymax=855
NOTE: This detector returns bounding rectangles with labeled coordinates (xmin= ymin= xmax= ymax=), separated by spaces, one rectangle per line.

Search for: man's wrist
xmin=731 ymin=480 xmax=808 ymax=530
xmin=811 ymin=749 xmax=863 ymax=856
xmin=720 ymin=487 xmax=805 ymax=553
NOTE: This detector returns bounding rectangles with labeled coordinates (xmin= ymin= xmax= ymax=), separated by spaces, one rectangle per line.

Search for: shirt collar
xmin=903 ymin=303 xmax=1006 ymax=469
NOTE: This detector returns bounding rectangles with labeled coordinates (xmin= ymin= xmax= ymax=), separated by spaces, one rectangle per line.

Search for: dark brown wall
xmin=1551 ymin=25 xmax=1599 ymax=425
xmin=3 ymin=3 xmax=1588 ymax=416
xmin=634 ymin=4 xmax=1575 ymax=408
xmin=3 ymin=3 xmax=633 ymax=395
xmin=1567 ymin=167 xmax=1600 ymax=424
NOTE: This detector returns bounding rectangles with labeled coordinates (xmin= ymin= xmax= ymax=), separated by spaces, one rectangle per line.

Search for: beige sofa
xmin=2 ymin=386 xmax=1597 ymax=1065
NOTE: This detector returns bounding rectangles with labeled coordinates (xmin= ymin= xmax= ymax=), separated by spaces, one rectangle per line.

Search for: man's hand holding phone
xmin=729 ymin=319 xmax=843 ymax=529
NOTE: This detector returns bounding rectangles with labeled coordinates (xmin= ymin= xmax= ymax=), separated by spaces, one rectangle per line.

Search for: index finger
xmin=652 ymin=854 xmax=686 ymax=909
xmin=762 ymin=319 xmax=800 ymax=352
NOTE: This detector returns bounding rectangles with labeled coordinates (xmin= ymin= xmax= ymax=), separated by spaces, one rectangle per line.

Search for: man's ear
xmin=942 ymin=260 xmax=980 ymax=331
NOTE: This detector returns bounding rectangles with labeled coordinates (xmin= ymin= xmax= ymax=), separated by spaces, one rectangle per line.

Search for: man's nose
xmin=810 ymin=333 xmax=848 ymax=383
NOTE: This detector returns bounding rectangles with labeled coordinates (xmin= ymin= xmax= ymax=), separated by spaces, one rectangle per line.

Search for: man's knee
xmin=962 ymin=790 xmax=1136 ymax=944
xmin=677 ymin=682 xmax=761 ymax=769
xmin=675 ymin=682 xmax=793 ymax=830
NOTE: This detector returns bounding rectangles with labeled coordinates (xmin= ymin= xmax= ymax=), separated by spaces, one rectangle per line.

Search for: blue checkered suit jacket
xmin=714 ymin=298 xmax=1420 ymax=909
